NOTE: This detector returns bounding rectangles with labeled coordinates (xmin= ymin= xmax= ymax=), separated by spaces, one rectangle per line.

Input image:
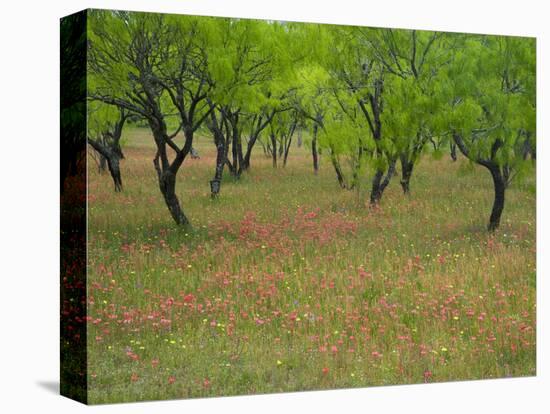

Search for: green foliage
xmin=86 ymin=9 xmax=536 ymax=194
xmin=88 ymin=101 xmax=119 ymax=138
xmin=444 ymin=35 xmax=536 ymax=173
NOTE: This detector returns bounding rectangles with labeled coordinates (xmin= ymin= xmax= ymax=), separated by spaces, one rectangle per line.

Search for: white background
xmin=0 ymin=0 xmax=548 ymax=412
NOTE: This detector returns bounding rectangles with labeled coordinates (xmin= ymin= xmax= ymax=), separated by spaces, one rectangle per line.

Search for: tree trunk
xmin=98 ymin=153 xmax=107 ymax=173
xmin=370 ymin=170 xmax=384 ymax=205
xmin=242 ymin=150 xmax=252 ymax=172
xmin=381 ymin=159 xmax=396 ymax=192
xmin=283 ymin=134 xmax=293 ymax=167
xmin=330 ymin=150 xmax=348 ymax=189
xmin=452 ymin=133 xmax=510 ymax=232
xmin=260 ymin=139 xmax=269 ymax=156
xmin=106 ymin=156 xmax=123 ymax=192
xmin=241 ymin=134 xmax=258 ymax=172
xmin=158 ymin=171 xmax=189 ymax=226
xmin=271 ymin=133 xmax=277 ymax=168
xmin=399 ymin=155 xmax=413 ymax=195
xmin=487 ymin=166 xmax=505 ymax=232
xmin=207 ymin=109 xmax=226 ymax=197
xmin=150 ymin=121 xmax=192 ymax=227
xmin=236 ymin=134 xmax=244 ymax=177
xmin=88 ymin=140 xmax=123 ymax=192
xmin=370 ymin=159 xmax=396 ymax=205
xmin=231 ymin=131 xmax=239 ymax=177
xmin=211 ymin=136 xmax=225 ymax=198
xmin=450 ymin=142 xmax=457 ymax=161
xmin=312 ymin=123 xmax=319 ymax=175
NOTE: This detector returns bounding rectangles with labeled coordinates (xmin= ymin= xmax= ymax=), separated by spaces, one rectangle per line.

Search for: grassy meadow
xmin=86 ymin=128 xmax=536 ymax=404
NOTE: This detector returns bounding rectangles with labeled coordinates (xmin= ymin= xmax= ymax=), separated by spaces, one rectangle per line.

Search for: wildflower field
xmin=86 ymin=129 xmax=536 ymax=404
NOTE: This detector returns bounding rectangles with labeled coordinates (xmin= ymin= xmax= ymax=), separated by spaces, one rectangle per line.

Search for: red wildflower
xmin=183 ymin=293 xmax=195 ymax=303
xmin=126 ymin=351 xmax=139 ymax=361
xmin=424 ymin=370 xmax=433 ymax=382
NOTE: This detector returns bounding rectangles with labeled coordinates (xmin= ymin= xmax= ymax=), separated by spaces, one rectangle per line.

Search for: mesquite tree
xmin=205 ymin=19 xmax=288 ymax=195
xmin=89 ymin=11 xmax=213 ymax=225
xmin=266 ymin=108 xmax=299 ymax=168
xmin=86 ymin=11 xmax=535 ymax=232
xmin=87 ymin=103 xmax=129 ymax=192
xmin=294 ymin=64 xmax=334 ymax=175
xmin=363 ymin=28 xmax=450 ymax=194
xmin=445 ymin=35 xmax=536 ymax=231
xmin=320 ymin=112 xmax=375 ymax=192
xmin=321 ymin=26 xmax=399 ymax=205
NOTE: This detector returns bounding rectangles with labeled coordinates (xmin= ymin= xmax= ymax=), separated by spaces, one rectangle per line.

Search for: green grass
xmin=86 ymin=128 xmax=536 ymax=404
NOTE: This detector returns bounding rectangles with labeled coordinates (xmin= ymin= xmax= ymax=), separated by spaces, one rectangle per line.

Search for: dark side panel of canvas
xmin=60 ymin=9 xmax=88 ymax=404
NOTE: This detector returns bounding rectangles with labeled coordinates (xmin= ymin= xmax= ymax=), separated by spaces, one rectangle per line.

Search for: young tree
xmin=321 ymin=25 xmax=398 ymax=205
xmin=354 ymin=28 xmax=451 ymax=195
xmin=320 ymin=111 xmax=376 ymax=192
xmin=294 ymin=64 xmax=334 ymax=175
xmin=88 ymin=11 xmax=213 ymax=225
xmin=205 ymin=19 xmax=286 ymax=195
xmin=87 ymin=103 xmax=130 ymax=192
xmin=267 ymin=108 xmax=299 ymax=168
xmin=446 ymin=35 xmax=536 ymax=231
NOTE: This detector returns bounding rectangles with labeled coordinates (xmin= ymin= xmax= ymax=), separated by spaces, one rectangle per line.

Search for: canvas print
xmin=60 ymin=8 xmax=536 ymax=404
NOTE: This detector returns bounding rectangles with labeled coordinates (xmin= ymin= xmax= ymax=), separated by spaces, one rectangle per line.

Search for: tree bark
xmin=370 ymin=170 xmax=384 ymax=204
xmin=271 ymin=133 xmax=277 ymax=168
xmin=312 ymin=123 xmax=319 ymax=175
xmin=88 ymin=139 xmax=123 ymax=192
xmin=282 ymin=123 xmax=296 ymax=167
xmin=242 ymin=147 xmax=253 ymax=171
xmin=107 ymin=156 xmax=123 ymax=192
xmin=224 ymin=111 xmax=245 ymax=178
xmin=330 ymin=150 xmax=350 ymax=189
xmin=152 ymin=150 xmax=190 ymax=226
xmin=450 ymin=142 xmax=457 ymax=161
xmin=370 ymin=159 xmax=396 ymax=205
xmin=159 ymin=170 xmax=189 ymax=226
xmin=452 ymin=133 xmax=508 ymax=232
xmin=241 ymin=134 xmax=258 ymax=172
xmin=150 ymin=120 xmax=192 ymax=227
xmin=87 ymin=109 xmax=128 ymax=192
xmin=399 ymin=155 xmax=414 ymax=194
xmin=98 ymin=153 xmax=107 ymax=173
xmin=231 ymin=129 xmax=239 ymax=176
xmin=241 ymin=111 xmax=275 ymax=172
xmin=211 ymin=134 xmax=225 ymax=198
xmin=236 ymin=135 xmax=245 ymax=177
xmin=487 ymin=165 xmax=505 ymax=232
xmin=207 ymin=109 xmax=228 ymax=198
